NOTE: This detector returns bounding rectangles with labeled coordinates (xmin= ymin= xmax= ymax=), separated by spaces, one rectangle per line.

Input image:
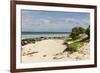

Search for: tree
xmin=70 ymin=27 xmax=85 ymax=40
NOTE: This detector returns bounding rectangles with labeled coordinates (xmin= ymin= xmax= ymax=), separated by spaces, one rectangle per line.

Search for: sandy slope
xmin=22 ymin=39 xmax=89 ymax=63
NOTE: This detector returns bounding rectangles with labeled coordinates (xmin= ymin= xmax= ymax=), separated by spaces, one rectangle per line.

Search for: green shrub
xmin=70 ymin=27 xmax=85 ymax=40
xmin=63 ymin=38 xmax=71 ymax=44
xmin=85 ymin=26 xmax=90 ymax=40
xmin=66 ymin=42 xmax=81 ymax=52
xmin=66 ymin=38 xmax=73 ymax=41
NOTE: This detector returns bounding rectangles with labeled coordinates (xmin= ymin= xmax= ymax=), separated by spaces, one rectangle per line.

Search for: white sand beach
xmin=22 ymin=39 xmax=89 ymax=63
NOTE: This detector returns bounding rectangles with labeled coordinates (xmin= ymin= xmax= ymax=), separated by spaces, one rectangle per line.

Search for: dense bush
xmin=85 ymin=26 xmax=90 ymax=39
xmin=66 ymin=42 xmax=81 ymax=52
xmin=70 ymin=27 xmax=85 ymax=40
xmin=64 ymin=26 xmax=90 ymax=52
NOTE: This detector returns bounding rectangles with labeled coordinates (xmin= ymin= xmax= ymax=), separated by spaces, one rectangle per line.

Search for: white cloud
xmin=22 ymin=16 xmax=89 ymax=32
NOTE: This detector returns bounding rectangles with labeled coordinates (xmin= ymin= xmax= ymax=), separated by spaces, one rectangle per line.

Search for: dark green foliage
xmin=66 ymin=42 xmax=82 ymax=52
xmin=70 ymin=27 xmax=85 ymax=40
xmin=85 ymin=26 xmax=90 ymax=40
xmin=64 ymin=26 xmax=90 ymax=52
xmin=63 ymin=38 xmax=72 ymax=45
xmin=79 ymin=37 xmax=88 ymax=42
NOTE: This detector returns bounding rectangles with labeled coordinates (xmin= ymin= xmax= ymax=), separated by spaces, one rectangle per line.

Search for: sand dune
xmin=22 ymin=39 xmax=89 ymax=63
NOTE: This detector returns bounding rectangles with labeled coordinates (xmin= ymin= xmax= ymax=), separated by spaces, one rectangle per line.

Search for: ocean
xmin=22 ymin=32 xmax=70 ymax=39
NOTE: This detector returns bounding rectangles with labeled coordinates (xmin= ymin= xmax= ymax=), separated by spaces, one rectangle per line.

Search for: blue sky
xmin=21 ymin=9 xmax=90 ymax=32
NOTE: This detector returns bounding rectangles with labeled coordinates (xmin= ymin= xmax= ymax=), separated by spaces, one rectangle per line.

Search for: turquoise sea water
xmin=22 ymin=32 xmax=70 ymax=39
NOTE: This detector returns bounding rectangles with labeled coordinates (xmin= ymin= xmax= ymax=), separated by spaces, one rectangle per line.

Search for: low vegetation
xmin=64 ymin=26 xmax=90 ymax=52
xmin=66 ymin=42 xmax=82 ymax=52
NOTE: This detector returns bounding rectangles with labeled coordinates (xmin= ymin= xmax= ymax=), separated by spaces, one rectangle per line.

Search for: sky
xmin=21 ymin=9 xmax=90 ymax=32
